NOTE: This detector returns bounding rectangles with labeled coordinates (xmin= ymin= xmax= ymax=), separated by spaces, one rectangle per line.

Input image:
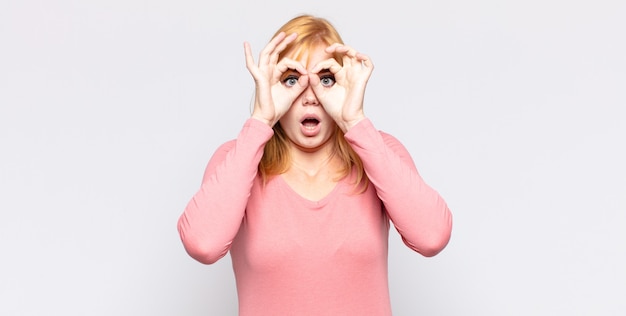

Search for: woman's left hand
xmin=309 ymin=44 xmax=373 ymax=132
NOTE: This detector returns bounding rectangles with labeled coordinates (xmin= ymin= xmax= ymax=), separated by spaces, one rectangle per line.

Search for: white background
xmin=1 ymin=0 xmax=625 ymax=315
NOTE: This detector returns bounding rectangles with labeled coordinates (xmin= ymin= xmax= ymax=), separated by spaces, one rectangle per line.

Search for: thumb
xmin=288 ymin=74 xmax=309 ymax=98
xmin=308 ymin=74 xmax=327 ymax=99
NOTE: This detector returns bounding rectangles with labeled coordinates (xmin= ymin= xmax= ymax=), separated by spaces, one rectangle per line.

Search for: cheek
xmin=280 ymin=103 xmax=297 ymax=118
xmin=278 ymin=109 xmax=299 ymax=130
xmin=322 ymin=117 xmax=338 ymax=133
xmin=320 ymin=109 xmax=334 ymax=122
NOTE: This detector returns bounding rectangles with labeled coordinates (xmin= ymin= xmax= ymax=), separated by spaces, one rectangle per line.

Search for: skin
xmin=276 ymin=46 xmax=338 ymax=155
xmin=243 ymin=32 xmax=374 ymax=200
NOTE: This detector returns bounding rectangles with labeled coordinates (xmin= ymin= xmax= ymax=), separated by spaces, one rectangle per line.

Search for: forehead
xmin=285 ymin=44 xmax=333 ymax=68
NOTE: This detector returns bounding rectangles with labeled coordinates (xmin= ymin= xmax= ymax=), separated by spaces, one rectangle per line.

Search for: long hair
xmin=258 ymin=15 xmax=367 ymax=191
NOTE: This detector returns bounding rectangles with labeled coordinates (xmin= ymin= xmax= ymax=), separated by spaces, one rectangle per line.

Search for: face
xmin=278 ymin=45 xmax=337 ymax=153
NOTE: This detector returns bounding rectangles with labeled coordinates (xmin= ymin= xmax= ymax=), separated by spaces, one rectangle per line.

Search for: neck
xmin=289 ymin=147 xmax=337 ymax=178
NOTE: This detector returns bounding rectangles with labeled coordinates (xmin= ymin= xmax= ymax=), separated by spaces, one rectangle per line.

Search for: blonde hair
xmin=258 ymin=15 xmax=367 ymax=191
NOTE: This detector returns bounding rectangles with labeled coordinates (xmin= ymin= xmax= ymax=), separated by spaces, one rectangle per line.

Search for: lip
xmin=300 ymin=113 xmax=321 ymax=123
xmin=300 ymin=113 xmax=322 ymax=137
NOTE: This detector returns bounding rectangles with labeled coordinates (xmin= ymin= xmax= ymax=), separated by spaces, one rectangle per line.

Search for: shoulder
xmin=202 ymin=139 xmax=237 ymax=179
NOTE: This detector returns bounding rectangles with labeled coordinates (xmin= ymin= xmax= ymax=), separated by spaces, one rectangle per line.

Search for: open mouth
xmin=301 ymin=117 xmax=320 ymax=129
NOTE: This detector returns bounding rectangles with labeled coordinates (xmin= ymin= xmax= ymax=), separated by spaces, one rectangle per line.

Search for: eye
xmin=283 ymin=75 xmax=299 ymax=87
xmin=281 ymin=70 xmax=300 ymax=87
xmin=319 ymin=73 xmax=335 ymax=87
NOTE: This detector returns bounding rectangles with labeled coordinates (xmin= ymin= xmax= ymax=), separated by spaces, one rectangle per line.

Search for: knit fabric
xmin=178 ymin=118 xmax=452 ymax=315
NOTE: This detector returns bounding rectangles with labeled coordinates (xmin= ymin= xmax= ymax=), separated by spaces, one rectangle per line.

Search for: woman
xmin=178 ymin=14 xmax=452 ymax=315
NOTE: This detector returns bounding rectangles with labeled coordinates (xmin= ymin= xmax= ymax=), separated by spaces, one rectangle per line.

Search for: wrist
xmin=338 ymin=115 xmax=366 ymax=133
xmin=250 ymin=115 xmax=274 ymax=127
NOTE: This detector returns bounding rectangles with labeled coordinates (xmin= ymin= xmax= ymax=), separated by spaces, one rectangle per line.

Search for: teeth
xmin=301 ymin=118 xmax=318 ymax=130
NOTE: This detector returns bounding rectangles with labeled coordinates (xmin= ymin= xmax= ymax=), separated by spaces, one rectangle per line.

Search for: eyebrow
xmin=317 ymin=69 xmax=332 ymax=75
xmin=281 ymin=69 xmax=300 ymax=78
xmin=285 ymin=69 xmax=300 ymax=74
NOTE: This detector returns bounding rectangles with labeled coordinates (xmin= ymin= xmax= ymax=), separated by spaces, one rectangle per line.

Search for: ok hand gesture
xmin=309 ymin=44 xmax=374 ymax=132
xmin=244 ymin=32 xmax=309 ymax=127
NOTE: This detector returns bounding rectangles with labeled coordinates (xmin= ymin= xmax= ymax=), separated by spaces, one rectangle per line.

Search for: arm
xmin=344 ymin=119 xmax=453 ymax=257
xmin=179 ymin=32 xmax=308 ymax=264
xmin=177 ymin=119 xmax=273 ymax=264
xmin=310 ymin=44 xmax=451 ymax=255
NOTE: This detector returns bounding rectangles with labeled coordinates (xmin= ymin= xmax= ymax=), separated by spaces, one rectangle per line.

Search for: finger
xmin=310 ymin=58 xmax=342 ymax=75
xmin=356 ymin=53 xmax=374 ymax=69
xmin=325 ymin=44 xmax=361 ymax=68
xmin=340 ymin=49 xmax=362 ymax=69
xmin=309 ymin=75 xmax=325 ymax=99
xmin=243 ymin=42 xmax=257 ymax=71
xmin=258 ymin=32 xmax=287 ymax=65
xmin=288 ymin=75 xmax=309 ymax=100
xmin=269 ymin=32 xmax=298 ymax=66
xmin=308 ymin=69 xmax=320 ymax=86
xmin=342 ymin=52 xmax=354 ymax=68
xmin=278 ymin=57 xmax=308 ymax=75
xmin=355 ymin=52 xmax=370 ymax=61
xmin=325 ymin=43 xmax=342 ymax=53
xmin=297 ymin=73 xmax=310 ymax=88
xmin=338 ymin=49 xmax=372 ymax=71
xmin=274 ymin=32 xmax=298 ymax=53
xmin=329 ymin=44 xmax=357 ymax=58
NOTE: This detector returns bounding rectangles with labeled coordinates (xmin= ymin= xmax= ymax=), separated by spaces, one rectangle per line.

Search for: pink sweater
xmin=178 ymin=118 xmax=452 ymax=316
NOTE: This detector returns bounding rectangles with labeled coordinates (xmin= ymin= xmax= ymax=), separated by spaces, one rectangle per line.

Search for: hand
xmin=309 ymin=44 xmax=373 ymax=132
xmin=244 ymin=32 xmax=309 ymax=127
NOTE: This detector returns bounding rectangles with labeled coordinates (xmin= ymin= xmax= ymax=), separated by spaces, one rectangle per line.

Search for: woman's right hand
xmin=244 ymin=32 xmax=309 ymax=127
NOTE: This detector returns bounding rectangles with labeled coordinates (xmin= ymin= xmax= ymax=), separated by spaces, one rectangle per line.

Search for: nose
xmin=302 ymin=86 xmax=319 ymax=106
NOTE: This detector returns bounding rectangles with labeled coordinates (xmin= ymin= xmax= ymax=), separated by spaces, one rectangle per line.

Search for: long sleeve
xmin=177 ymin=118 xmax=274 ymax=264
xmin=344 ymin=119 xmax=453 ymax=257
